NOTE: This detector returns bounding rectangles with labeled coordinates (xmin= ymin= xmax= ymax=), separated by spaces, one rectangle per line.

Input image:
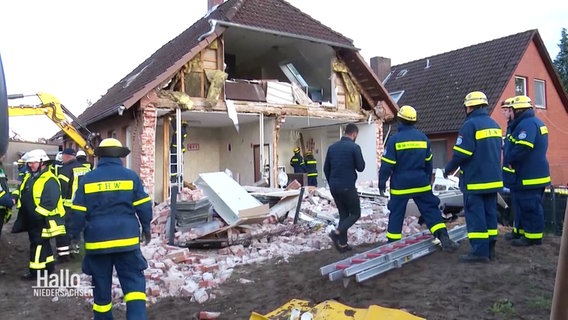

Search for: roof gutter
xmin=209 ymin=19 xmax=359 ymax=51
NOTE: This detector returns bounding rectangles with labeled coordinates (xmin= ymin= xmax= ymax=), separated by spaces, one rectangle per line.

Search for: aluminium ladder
xmin=320 ymin=225 xmax=467 ymax=283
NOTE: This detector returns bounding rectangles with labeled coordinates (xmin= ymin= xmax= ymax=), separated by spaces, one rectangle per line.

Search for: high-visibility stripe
xmin=513 ymin=228 xmax=525 ymax=234
xmin=453 ymin=146 xmax=473 ymax=156
xmin=85 ymin=237 xmax=139 ymax=250
xmin=124 ymin=291 xmax=147 ymax=302
xmin=475 ymin=128 xmax=502 ymax=140
xmin=390 ymin=185 xmax=431 ymax=195
xmin=84 ymin=180 xmax=134 ymax=193
xmin=35 ymin=205 xmax=51 ymax=216
xmin=425 ymin=154 xmax=433 ymax=161
xmin=466 ymin=181 xmax=503 ymax=191
xmin=540 ymin=126 xmax=548 ymax=134
xmin=307 ymin=173 xmax=318 ymax=177
xmin=515 ymin=140 xmax=534 ymax=148
xmin=488 ymin=229 xmax=498 ymax=236
xmin=72 ymin=204 xmax=87 ymax=212
xmin=467 ymin=232 xmax=489 ymax=239
xmin=524 ymin=232 xmax=543 ymax=240
xmin=306 ymin=161 xmax=317 ymax=164
xmin=395 ymin=141 xmax=427 ymax=150
xmin=133 ymin=196 xmax=151 ymax=206
xmin=93 ymin=302 xmax=113 ymax=313
xmin=381 ymin=157 xmax=396 ymax=165
xmin=430 ymin=223 xmax=445 ymax=234
xmin=291 ymin=159 xmax=299 ymax=162
xmin=386 ymin=232 xmax=402 ymax=240
xmin=58 ymin=175 xmax=70 ymax=183
xmin=522 ymin=176 xmax=551 ymax=186
xmin=503 ymin=166 xmax=515 ymax=173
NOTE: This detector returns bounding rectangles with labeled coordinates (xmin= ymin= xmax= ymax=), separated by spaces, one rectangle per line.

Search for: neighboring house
xmin=374 ymin=29 xmax=568 ymax=186
xmin=64 ymin=0 xmax=398 ymax=202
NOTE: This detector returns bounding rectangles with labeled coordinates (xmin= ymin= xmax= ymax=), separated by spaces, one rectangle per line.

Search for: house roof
xmin=77 ymin=0 xmax=395 ymax=127
xmin=383 ymin=29 xmax=568 ymax=135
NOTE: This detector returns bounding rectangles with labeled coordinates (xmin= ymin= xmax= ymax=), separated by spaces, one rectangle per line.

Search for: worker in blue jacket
xmin=500 ymin=98 xmax=523 ymax=240
xmin=379 ymin=106 xmax=459 ymax=251
xmin=503 ymin=95 xmax=550 ymax=247
xmin=290 ymin=147 xmax=306 ymax=174
xmin=0 ymin=155 xmax=15 ymax=238
xmin=445 ymin=91 xmax=503 ymax=263
xmin=71 ymin=138 xmax=152 ymax=320
xmin=304 ymin=150 xmax=318 ymax=187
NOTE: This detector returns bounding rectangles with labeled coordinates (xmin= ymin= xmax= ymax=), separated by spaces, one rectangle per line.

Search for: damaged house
xmin=65 ymin=0 xmax=398 ymax=202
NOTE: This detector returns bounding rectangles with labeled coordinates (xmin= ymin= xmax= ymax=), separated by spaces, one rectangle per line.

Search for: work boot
xmin=436 ymin=229 xmax=459 ymax=252
xmin=511 ymin=237 xmax=542 ymax=247
xmin=489 ymin=241 xmax=496 ymax=260
xmin=504 ymin=232 xmax=521 ymax=241
xmin=459 ymin=254 xmax=490 ymax=263
xmin=328 ymin=231 xmax=348 ymax=253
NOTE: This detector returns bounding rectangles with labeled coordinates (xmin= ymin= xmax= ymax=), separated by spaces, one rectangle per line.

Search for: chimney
xmin=370 ymin=56 xmax=391 ymax=82
xmin=208 ymin=0 xmax=224 ymax=11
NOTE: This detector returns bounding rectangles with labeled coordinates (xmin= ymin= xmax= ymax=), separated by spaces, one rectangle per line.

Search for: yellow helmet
xmin=293 ymin=147 xmax=300 ymax=153
xmin=397 ymin=105 xmax=417 ymax=122
xmin=95 ymin=138 xmax=130 ymax=158
xmin=306 ymin=150 xmax=313 ymax=156
xmin=511 ymin=95 xmax=532 ymax=109
xmin=464 ymin=91 xmax=488 ymax=107
xmin=501 ymin=97 xmax=514 ymax=108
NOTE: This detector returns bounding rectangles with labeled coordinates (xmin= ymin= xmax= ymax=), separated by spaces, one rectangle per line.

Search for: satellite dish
xmin=277 ymin=168 xmax=288 ymax=188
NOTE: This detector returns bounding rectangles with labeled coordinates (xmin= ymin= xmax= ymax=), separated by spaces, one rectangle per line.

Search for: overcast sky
xmin=1 ymin=0 xmax=566 ymax=141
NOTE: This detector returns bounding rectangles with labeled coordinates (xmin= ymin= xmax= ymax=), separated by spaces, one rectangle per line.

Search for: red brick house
xmin=375 ymin=29 xmax=568 ymax=186
xmin=64 ymin=0 xmax=397 ymax=201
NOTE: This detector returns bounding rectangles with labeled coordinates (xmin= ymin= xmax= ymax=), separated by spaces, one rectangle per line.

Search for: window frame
xmin=533 ymin=79 xmax=546 ymax=109
xmin=515 ymin=76 xmax=527 ymax=96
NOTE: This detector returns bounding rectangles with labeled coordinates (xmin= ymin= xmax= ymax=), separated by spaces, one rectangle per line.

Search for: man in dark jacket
xmin=0 ymin=155 xmax=14 ymax=238
xmin=503 ymin=95 xmax=550 ymax=247
xmin=324 ymin=123 xmax=365 ymax=252
xmin=71 ymin=138 xmax=152 ymax=320
xmin=445 ymin=91 xmax=503 ymax=263
xmin=379 ymin=106 xmax=459 ymax=252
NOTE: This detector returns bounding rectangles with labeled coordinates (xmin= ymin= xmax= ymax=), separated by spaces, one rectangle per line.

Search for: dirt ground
xmin=0 ymin=219 xmax=561 ymax=320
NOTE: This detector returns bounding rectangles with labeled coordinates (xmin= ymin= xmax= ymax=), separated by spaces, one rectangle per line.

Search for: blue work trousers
xmin=464 ymin=193 xmax=498 ymax=258
xmin=387 ymin=192 xmax=444 ymax=241
xmin=513 ymin=188 xmax=545 ymax=240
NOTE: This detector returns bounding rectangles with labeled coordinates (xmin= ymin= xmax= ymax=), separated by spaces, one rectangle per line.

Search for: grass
xmin=527 ymin=295 xmax=552 ymax=310
xmin=488 ymin=298 xmax=516 ymax=317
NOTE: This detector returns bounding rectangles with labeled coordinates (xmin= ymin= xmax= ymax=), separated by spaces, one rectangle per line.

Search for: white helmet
xmin=55 ymin=151 xmax=63 ymax=162
xmin=24 ymin=149 xmax=50 ymax=163
xmin=76 ymin=150 xmax=87 ymax=157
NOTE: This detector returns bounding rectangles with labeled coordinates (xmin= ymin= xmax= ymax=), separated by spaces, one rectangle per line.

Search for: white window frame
xmin=280 ymin=63 xmax=308 ymax=88
xmin=534 ymin=79 xmax=546 ymax=109
xmin=515 ymin=76 xmax=527 ymax=96
xmin=389 ymin=90 xmax=405 ymax=103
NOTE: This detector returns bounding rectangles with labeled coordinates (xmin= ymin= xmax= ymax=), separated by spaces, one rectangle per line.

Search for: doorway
xmin=253 ymin=144 xmax=270 ymax=182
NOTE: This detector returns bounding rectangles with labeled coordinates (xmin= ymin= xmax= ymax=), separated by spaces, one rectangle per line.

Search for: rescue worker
xmin=15 ymin=149 xmax=66 ymax=280
xmin=0 ymin=155 xmax=15 ymax=238
xmin=445 ymin=91 xmax=503 ymax=263
xmin=51 ymin=151 xmax=63 ymax=176
xmin=379 ymin=106 xmax=459 ymax=251
xmin=76 ymin=150 xmax=94 ymax=170
xmin=304 ymin=150 xmax=318 ymax=187
xmin=57 ymin=148 xmax=92 ymax=260
xmin=17 ymin=158 xmax=27 ymax=182
xmin=500 ymin=98 xmax=523 ymax=239
xmin=71 ymin=138 xmax=152 ymax=320
xmin=290 ymin=147 xmax=306 ymax=174
xmin=503 ymin=95 xmax=550 ymax=246
xmin=170 ymin=120 xmax=188 ymax=183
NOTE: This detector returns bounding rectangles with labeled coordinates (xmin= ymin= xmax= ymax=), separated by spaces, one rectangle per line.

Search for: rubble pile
xmin=87 ymin=181 xmax=429 ymax=310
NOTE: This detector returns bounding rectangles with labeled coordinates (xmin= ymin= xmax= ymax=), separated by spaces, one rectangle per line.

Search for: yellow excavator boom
xmin=8 ymin=92 xmax=97 ymax=156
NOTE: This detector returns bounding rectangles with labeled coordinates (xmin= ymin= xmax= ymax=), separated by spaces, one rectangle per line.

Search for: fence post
xmin=550 ymin=197 xmax=568 ymax=319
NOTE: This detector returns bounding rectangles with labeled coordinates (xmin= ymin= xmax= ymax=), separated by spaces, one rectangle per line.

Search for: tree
xmin=553 ymin=28 xmax=568 ymax=93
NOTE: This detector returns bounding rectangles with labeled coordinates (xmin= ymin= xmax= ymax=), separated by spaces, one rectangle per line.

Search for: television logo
xmin=32 ymin=269 xmax=93 ymax=297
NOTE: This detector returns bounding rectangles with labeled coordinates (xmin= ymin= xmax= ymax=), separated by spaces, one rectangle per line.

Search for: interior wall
xmin=218 ymin=121 xmax=262 ymax=185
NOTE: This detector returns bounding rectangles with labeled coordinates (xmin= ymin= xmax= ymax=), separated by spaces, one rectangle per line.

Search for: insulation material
xmin=204 ymin=69 xmax=228 ymax=107
xmin=184 ymin=55 xmax=203 ymax=97
xmin=333 ymin=59 xmax=361 ymax=111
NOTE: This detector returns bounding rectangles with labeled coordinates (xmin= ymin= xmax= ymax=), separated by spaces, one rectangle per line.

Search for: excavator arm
xmin=8 ymin=92 xmax=97 ymax=156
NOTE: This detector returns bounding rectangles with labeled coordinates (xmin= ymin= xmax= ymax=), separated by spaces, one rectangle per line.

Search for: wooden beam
xmin=272 ymin=117 xmax=280 ymax=188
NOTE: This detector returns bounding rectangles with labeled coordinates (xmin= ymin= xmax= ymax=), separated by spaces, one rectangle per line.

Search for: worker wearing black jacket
xmin=324 ymin=123 xmax=365 ymax=252
xmin=57 ymin=148 xmax=91 ymax=260
xmin=0 ymin=155 xmax=14 ymax=238
xmin=304 ymin=150 xmax=318 ymax=187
